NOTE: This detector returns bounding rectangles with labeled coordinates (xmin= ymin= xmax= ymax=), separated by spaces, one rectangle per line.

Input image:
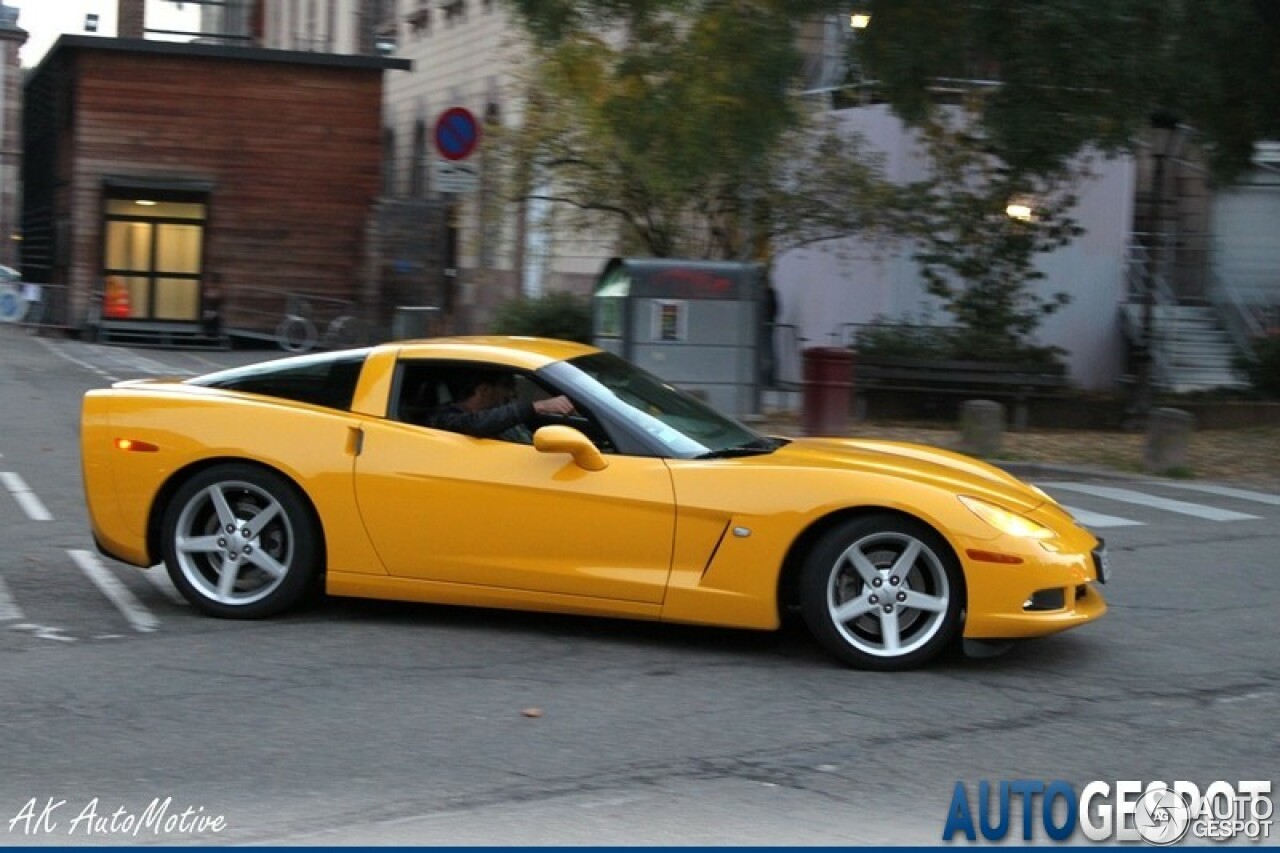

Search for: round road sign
xmin=434 ymin=107 xmax=481 ymax=161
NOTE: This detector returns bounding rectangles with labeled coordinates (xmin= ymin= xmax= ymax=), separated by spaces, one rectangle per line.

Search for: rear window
xmin=189 ymin=349 xmax=369 ymax=411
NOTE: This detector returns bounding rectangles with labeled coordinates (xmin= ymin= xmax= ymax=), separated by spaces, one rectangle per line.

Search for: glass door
xmin=102 ymin=197 xmax=207 ymax=321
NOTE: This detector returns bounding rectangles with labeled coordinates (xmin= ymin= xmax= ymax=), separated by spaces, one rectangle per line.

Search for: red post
xmin=802 ymin=347 xmax=855 ymax=436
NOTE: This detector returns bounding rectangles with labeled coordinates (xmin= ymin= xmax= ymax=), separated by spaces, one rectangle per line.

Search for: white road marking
xmin=1062 ymin=505 xmax=1144 ymax=529
xmin=0 ymin=574 xmax=25 ymax=622
xmin=0 ymin=471 xmax=53 ymax=521
xmin=109 ymin=350 xmax=197 ymax=376
xmin=1040 ymin=482 xmax=1261 ymax=522
xmin=9 ymin=623 xmax=76 ymax=643
xmin=185 ymin=353 xmax=226 ymax=370
xmin=1155 ymin=482 xmax=1280 ymax=507
xmin=35 ymin=336 xmax=120 ymax=382
xmin=141 ymin=564 xmax=189 ymax=606
xmin=69 ymin=549 xmax=160 ymax=633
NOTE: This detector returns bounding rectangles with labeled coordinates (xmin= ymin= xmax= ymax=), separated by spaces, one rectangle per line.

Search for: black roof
xmin=30 ymin=34 xmax=411 ymax=80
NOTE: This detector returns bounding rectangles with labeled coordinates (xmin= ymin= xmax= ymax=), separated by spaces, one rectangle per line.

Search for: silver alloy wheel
xmin=172 ymin=479 xmax=295 ymax=606
xmin=825 ymin=530 xmax=951 ymax=658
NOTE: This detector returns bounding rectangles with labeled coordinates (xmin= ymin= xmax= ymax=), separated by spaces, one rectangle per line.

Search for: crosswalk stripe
xmin=1155 ymin=482 xmax=1280 ymax=506
xmin=0 ymin=574 xmax=25 ymax=622
xmin=0 ymin=471 xmax=53 ymax=521
xmin=1062 ymin=505 xmax=1144 ymax=529
xmin=68 ymin=549 xmax=160 ymax=633
xmin=1040 ymin=482 xmax=1261 ymax=522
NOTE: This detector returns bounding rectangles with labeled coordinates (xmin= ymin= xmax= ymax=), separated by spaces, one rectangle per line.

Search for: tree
xmin=511 ymin=0 xmax=1280 ymax=181
xmin=899 ymin=109 xmax=1085 ymax=361
xmin=496 ymin=0 xmax=898 ymax=259
xmin=853 ymin=0 xmax=1280 ymax=179
xmin=503 ymin=0 xmax=1280 ymax=358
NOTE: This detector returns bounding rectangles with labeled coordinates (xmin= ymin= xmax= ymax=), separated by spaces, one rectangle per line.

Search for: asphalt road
xmin=0 ymin=324 xmax=1276 ymax=846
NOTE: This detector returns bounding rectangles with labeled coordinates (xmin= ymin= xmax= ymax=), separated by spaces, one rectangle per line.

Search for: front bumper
xmin=960 ymin=503 xmax=1108 ymax=640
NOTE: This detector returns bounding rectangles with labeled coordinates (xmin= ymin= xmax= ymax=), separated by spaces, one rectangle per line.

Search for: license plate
xmin=1092 ymin=541 xmax=1110 ymax=584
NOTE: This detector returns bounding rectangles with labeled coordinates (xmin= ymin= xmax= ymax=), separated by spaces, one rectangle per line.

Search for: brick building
xmin=21 ymin=28 xmax=407 ymax=343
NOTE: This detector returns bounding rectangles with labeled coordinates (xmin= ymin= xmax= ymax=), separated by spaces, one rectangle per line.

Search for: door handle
xmin=347 ymin=425 xmax=364 ymax=456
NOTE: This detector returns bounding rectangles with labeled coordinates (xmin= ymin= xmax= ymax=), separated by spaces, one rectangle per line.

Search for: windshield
xmin=545 ymin=352 xmax=774 ymax=459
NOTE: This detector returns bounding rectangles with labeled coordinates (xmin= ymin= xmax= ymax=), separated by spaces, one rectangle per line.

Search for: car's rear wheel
xmin=800 ymin=514 xmax=964 ymax=670
xmin=162 ymin=464 xmax=320 ymax=618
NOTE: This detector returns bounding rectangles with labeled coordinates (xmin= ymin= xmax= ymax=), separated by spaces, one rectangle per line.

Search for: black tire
xmin=800 ymin=513 xmax=964 ymax=671
xmin=161 ymin=464 xmax=321 ymax=619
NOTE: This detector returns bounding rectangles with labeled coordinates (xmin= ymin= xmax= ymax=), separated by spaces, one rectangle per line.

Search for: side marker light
xmin=115 ymin=438 xmax=159 ymax=452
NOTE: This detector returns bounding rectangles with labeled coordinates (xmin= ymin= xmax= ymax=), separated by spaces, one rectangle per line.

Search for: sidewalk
xmin=759 ymin=412 xmax=1280 ymax=490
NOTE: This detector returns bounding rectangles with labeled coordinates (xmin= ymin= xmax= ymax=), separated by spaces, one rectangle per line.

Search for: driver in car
xmin=428 ymin=370 xmax=575 ymax=440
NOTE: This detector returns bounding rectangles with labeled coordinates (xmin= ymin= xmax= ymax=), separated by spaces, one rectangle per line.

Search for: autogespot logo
xmin=1133 ymin=785 xmax=1192 ymax=845
xmin=942 ymin=780 xmax=1273 ymax=844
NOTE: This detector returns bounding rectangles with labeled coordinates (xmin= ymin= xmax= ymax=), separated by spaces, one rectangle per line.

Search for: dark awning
xmin=102 ymin=176 xmax=218 ymax=195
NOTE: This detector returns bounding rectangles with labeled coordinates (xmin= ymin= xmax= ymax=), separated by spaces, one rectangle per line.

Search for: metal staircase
xmin=1122 ymin=302 xmax=1249 ymax=393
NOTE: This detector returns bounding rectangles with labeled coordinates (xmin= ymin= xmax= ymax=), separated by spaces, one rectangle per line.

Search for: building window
xmin=101 ymin=196 xmax=207 ymax=322
xmin=442 ymin=0 xmax=466 ymax=26
xmin=383 ymin=127 xmax=397 ymax=195
xmin=406 ymin=6 xmax=430 ymax=36
xmin=479 ymin=101 xmax=500 ymax=266
xmin=411 ymin=119 xmax=426 ymax=198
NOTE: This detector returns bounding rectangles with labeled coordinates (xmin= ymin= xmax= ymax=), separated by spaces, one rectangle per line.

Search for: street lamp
xmin=1131 ymin=110 xmax=1184 ymax=422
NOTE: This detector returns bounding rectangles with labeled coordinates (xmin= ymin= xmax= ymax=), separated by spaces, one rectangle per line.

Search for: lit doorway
xmin=102 ymin=195 xmax=207 ymax=322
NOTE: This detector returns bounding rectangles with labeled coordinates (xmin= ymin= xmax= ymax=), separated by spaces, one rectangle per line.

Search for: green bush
xmin=490 ymin=291 xmax=593 ymax=343
xmin=1235 ymin=334 xmax=1280 ymax=399
xmin=852 ymin=319 xmax=1066 ymax=368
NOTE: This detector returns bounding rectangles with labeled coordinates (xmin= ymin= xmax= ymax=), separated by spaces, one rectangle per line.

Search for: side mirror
xmin=533 ymin=425 xmax=608 ymax=471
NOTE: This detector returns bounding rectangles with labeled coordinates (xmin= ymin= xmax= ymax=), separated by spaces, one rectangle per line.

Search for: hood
xmin=773 ymin=437 xmax=1045 ymax=512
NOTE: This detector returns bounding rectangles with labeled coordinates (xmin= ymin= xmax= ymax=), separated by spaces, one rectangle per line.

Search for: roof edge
xmin=31 ymin=34 xmax=411 ymax=79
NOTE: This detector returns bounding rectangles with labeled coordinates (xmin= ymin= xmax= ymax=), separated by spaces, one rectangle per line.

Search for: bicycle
xmin=319 ymin=314 xmax=369 ymax=349
xmin=275 ymin=298 xmax=368 ymax=353
xmin=275 ymin=301 xmax=318 ymax=353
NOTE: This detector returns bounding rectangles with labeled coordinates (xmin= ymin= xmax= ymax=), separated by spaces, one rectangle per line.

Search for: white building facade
xmin=0 ymin=3 xmax=24 ymax=268
xmin=772 ymin=105 xmax=1137 ymax=391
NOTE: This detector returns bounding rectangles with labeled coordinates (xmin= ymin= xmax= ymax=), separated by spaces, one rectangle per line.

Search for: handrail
xmin=1205 ymin=247 xmax=1272 ymax=362
xmin=1124 ymin=240 xmax=1178 ymax=390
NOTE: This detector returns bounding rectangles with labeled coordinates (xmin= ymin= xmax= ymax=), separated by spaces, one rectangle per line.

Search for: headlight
xmin=959 ymin=495 xmax=1055 ymax=539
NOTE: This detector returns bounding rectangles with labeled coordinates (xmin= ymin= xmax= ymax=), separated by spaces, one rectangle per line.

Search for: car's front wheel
xmin=800 ymin=514 xmax=964 ymax=670
xmin=162 ymin=464 xmax=320 ymax=618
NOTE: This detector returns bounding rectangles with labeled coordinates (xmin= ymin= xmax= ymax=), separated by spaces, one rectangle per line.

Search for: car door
xmin=352 ymin=419 xmax=676 ymax=604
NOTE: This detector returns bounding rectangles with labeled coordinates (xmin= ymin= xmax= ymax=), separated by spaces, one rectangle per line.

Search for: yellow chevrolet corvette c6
xmin=80 ymin=337 xmax=1106 ymax=670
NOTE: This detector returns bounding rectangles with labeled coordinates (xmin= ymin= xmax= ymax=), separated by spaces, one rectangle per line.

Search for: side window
xmin=393 ymin=362 xmax=455 ymax=426
xmin=193 ymin=352 xmax=366 ymax=411
xmin=392 ymin=360 xmax=616 ymax=451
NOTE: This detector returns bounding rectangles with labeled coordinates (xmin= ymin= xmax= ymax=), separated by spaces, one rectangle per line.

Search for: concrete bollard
xmin=1144 ymin=407 xmax=1195 ymax=473
xmin=959 ymin=399 xmax=1005 ymax=457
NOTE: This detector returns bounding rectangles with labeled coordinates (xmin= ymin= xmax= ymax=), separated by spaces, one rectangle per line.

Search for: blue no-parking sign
xmin=434 ymin=107 xmax=480 ymax=161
